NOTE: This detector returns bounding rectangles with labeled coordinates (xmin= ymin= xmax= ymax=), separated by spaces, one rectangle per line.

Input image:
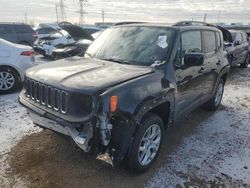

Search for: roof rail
xmin=113 ymin=21 xmax=147 ymax=26
xmin=173 ymin=21 xmax=214 ymax=27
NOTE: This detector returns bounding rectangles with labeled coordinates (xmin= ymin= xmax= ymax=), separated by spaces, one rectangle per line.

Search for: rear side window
xmin=203 ymin=31 xmax=216 ymax=54
xmin=12 ymin=25 xmax=33 ymax=33
xmin=0 ymin=25 xmax=12 ymax=34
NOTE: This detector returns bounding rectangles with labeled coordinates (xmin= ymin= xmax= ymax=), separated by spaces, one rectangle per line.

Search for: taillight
xmin=21 ymin=51 xmax=33 ymax=56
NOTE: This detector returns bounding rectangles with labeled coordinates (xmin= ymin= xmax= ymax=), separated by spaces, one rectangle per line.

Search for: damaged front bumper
xmin=29 ymin=110 xmax=94 ymax=152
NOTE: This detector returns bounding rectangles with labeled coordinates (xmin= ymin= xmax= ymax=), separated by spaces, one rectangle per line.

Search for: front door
xmin=175 ymin=30 xmax=205 ymax=118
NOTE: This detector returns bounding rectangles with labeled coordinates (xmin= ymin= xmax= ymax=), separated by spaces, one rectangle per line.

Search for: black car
xmin=19 ymin=21 xmax=230 ymax=172
xmin=225 ymin=30 xmax=250 ymax=68
xmin=0 ymin=23 xmax=37 ymax=46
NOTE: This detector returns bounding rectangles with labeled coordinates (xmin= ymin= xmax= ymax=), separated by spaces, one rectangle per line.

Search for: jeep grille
xmin=25 ymin=78 xmax=68 ymax=114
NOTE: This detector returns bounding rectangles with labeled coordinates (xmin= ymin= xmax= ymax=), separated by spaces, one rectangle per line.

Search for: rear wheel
xmin=240 ymin=54 xmax=250 ymax=68
xmin=127 ymin=113 xmax=164 ymax=173
xmin=204 ymin=79 xmax=224 ymax=111
xmin=0 ymin=67 xmax=21 ymax=94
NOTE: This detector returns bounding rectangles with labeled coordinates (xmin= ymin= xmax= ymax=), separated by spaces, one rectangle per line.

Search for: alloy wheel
xmin=0 ymin=71 xmax=15 ymax=91
xmin=138 ymin=124 xmax=161 ymax=166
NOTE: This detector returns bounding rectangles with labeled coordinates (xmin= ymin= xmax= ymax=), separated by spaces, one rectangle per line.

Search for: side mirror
xmin=234 ymin=40 xmax=241 ymax=46
xmin=184 ymin=53 xmax=204 ymax=67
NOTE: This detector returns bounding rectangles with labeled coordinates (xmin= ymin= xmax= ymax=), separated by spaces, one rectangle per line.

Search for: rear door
xmin=201 ymin=30 xmax=221 ymax=99
xmin=0 ymin=24 xmax=16 ymax=43
xmin=12 ymin=25 xmax=34 ymax=45
xmin=175 ymin=30 xmax=205 ymax=117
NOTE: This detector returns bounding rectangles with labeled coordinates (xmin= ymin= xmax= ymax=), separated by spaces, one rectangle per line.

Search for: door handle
xmin=198 ymin=67 xmax=205 ymax=73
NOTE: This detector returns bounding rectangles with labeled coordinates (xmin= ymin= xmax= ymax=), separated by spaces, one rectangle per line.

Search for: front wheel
xmin=127 ymin=113 xmax=164 ymax=173
xmin=204 ymin=79 xmax=224 ymax=111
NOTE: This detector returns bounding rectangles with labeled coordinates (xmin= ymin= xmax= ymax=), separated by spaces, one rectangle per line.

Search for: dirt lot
xmin=0 ymin=66 xmax=249 ymax=188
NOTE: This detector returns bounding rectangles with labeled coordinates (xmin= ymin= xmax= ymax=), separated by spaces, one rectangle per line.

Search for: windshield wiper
xmin=100 ymin=58 xmax=131 ymax=65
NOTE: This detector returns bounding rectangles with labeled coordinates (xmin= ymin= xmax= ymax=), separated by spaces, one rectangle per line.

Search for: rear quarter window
xmin=12 ymin=25 xmax=34 ymax=33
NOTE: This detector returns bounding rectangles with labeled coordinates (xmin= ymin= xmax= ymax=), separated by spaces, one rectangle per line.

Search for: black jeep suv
xmin=19 ymin=21 xmax=230 ymax=172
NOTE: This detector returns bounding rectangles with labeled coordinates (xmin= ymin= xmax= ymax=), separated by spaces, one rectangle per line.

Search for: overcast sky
xmin=0 ymin=0 xmax=250 ymax=25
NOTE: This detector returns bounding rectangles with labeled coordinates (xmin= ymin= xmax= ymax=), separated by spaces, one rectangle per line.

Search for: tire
xmin=0 ymin=67 xmax=21 ymax=94
xmin=127 ymin=113 xmax=164 ymax=173
xmin=204 ymin=79 xmax=224 ymax=111
xmin=240 ymin=54 xmax=250 ymax=68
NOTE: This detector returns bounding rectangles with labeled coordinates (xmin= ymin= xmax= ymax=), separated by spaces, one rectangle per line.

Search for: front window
xmin=86 ymin=26 xmax=173 ymax=66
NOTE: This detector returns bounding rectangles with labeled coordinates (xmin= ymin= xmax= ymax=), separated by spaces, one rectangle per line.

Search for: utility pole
xmin=55 ymin=3 xmax=59 ymax=23
xmin=217 ymin=11 xmax=222 ymax=23
xmin=24 ymin=12 xmax=28 ymax=24
xmin=79 ymin=0 xmax=87 ymax=24
xmin=58 ymin=0 xmax=67 ymax=22
xmin=102 ymin=9 xmax=105 ymax=23
xmin=203 ymin=13 xmax=207 ymax=22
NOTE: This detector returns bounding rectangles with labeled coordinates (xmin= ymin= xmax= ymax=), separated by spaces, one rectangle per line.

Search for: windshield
xmin=86 ymin=26 xmax=173 ymax=66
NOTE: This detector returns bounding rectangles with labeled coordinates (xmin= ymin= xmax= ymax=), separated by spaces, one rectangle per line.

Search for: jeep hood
xmin=26 ymin=57 xmax=154 ymax=94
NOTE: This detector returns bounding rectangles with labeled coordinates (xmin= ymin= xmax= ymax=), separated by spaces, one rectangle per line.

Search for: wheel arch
xmin=135 ymin=90 xmax=175 ymax=129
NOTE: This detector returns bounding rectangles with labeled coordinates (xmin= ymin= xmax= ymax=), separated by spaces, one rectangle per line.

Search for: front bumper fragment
xmin=29 ymin=110 xmax=92 ymax=152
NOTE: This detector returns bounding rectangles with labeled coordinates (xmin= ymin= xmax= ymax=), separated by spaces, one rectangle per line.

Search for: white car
xmin=0 ymin=39 xmax=35 ymax=94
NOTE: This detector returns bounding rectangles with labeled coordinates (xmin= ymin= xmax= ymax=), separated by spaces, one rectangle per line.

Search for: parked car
xmin=0 ymin=23 xmax=37 ymax=46
xmin=0 ymin=39 xmax=35 ymax=94
xmin=79 ymin=25 xmax=101 ymax=35
xmin=224 ymin=30 xmax=250 ymax=68
xmin=34 ymin=23 xmax=63 ymax=39
xmin=33 ymin=22 xmax=94 ymax=59
xmin=19 ymin=21 xmax=230 ymax=172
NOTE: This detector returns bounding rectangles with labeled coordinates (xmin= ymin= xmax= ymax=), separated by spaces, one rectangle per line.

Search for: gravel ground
xmin=0 ymin=60 xmax=249 ymax=187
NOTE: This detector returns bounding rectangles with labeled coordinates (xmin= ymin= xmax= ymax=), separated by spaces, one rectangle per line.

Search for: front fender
xmin=100 ymin=71 xmax=173 ymax=117
xmin=134 ymin=90 xmax=175 ymax=126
